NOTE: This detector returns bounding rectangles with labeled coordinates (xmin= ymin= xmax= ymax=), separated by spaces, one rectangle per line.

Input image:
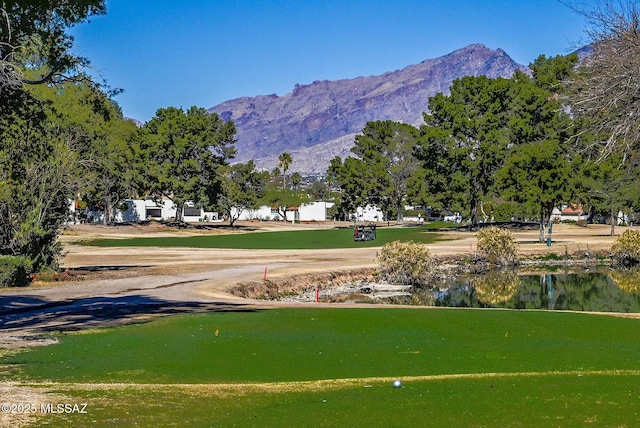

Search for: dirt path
xmin=0 ymin=222 xmax=623 ymax=345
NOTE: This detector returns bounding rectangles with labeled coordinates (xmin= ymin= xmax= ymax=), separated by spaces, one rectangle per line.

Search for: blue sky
xmin=70 ymin=0 xmax=596 ymax=122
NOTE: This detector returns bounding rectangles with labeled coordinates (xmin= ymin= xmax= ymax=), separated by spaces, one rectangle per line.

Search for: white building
xmin=443 ymin=212 xmax=463 ymax=223
xmin=234 ymin=201 xmax=335 ymax=222
xmin=299 ymin=201 xmax=334 ymax=221
xmin=551 ymin=205 xmax=585 ymax=223
xmin=76 ymin=198 xmax=218 ymax=224
xmin=119 ymin=199 xmax=218 ymax=222
xmin=354 ymin=205 xmax=385 ymax=222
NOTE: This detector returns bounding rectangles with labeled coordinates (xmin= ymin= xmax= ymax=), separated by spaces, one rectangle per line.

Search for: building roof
xmin=561 ymin=204 xmax=583 ymax=215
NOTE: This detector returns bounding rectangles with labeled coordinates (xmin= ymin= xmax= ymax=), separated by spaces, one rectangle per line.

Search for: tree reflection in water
xmin=473 ymin=270 xmax=519 ymax=305
xmin=379 ymin=268 xmax=640 ymax=313
xmin=610 ymin=268 xmax=640 ymax=295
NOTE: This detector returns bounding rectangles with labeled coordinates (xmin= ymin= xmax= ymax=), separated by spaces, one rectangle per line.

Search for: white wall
xmin=299 ymin=201 xmax=334 ymax=221
xmin=355 ymin=205 xmax=385 ymax=222
xmin=234 ymin=206 xmax=275 ymax=221
xmin=233 ymin=201 xmax=335 ymax=222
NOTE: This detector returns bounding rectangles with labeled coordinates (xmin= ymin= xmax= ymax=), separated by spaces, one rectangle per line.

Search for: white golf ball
xmin=393 ymin=379 xmax=402 ymax=388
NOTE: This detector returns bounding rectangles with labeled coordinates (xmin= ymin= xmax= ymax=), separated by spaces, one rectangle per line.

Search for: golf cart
xmin=353 ymin=223 xmax=377 ymax=241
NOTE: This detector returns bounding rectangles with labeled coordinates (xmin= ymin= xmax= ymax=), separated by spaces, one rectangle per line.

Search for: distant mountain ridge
xmin=208 ymin=44 xmax=530 ymax=174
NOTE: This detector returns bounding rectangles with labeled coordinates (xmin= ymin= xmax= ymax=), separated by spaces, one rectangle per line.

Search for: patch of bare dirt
xmin=0 ymin=383 xmax=70 ymax=428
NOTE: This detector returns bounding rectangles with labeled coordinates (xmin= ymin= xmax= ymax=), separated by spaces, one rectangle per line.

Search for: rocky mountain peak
xmin=209 ymin=44 xmax=529 ymax=174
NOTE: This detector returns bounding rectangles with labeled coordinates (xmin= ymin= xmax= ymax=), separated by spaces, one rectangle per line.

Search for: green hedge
xmin=0 ymin=256 xmax=33 ymax=287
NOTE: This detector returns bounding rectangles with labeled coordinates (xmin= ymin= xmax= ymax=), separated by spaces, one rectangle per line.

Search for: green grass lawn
xmin=78 ymin=226 xmax=444 ymax=249
xmin=3 ymin=308 xmax=640 ymax=426
xmin=31 ymin=374 xmax=640 ymax=427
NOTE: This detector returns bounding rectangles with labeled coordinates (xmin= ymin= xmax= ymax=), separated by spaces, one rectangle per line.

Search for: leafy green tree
xmin=0 ymin=91 xmax=82 ymax=271
xmin=328 ymin=156 xmax=364 ymax=219
xmin=88 ymin=118 xmax=140 ymax=224
xmin=218 ymin=160 xmax=267 ymax=227
xmin=420 ymin=76 xmax=518 ymax=227
xmin=421 ymin=69 xmax=574 ymax=230
xmin=573 ymin=148 xmax=640 ymax=235
xmin=270 ymin=167 xmax=281 ymax=188
xmin=138 ymin=106 xmax=236 ymax=222
xmin=531 ymin=51 xmax=640 ymax=236
xmin=330 ymin=120 xmax=421 ymax=224
xmin=497 ymin=140 xmax=572 ymax=241
xmin=29 ymin=80 xmax=140 ymax=225
xmin=495 ymin=56 xmax=576 ymax=241
xmin=0 ymin=1 xmax=109 ymax=280
xmin=411 ymin=126 xmax=454 ymax=215
xmin=2 ymin=78 xmax=135 ymax=272
xmin=529 ymin=53 xmax=579 ymax=93
xmin=488 ymin=200 xmax=534 ymax=222
xmin=0 ymin=1 xmax=106 ymax=89
xmin=309 ymin=180 xmax=329 ymax=201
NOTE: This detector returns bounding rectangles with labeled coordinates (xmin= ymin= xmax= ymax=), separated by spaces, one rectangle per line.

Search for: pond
xmin=374 ymin=269 xmax=640 ymax=313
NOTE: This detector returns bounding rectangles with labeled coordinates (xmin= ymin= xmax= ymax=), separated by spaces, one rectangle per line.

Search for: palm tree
xmin=291 ymin=171 xmax=302 ymax=189
xmin=278 ymin=152 xmax=292 ymax=189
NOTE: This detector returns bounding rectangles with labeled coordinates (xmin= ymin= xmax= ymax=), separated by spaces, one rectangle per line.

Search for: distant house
xmin=354 ymin=205 xmax=385 ymax=222
xmin=118 ymin=199 xmax=218 ymax=222
xmin=551 ymin=204 xmax=585 ymax=222
xmin=73 ymin=198 xmax=218 ymax=224
xmin=443 ymin=212 xmax=463 ymax=223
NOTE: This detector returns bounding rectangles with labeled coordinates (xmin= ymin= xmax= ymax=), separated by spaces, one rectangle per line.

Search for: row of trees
xmin=0 ymin=2 xmax=281 ymax=275
xmin=329 ymin=1 xmax=640 ymax=239
xmin=329 ymin=46 xmax=640 ymax=242
xmin=1 ymin=1 xmax=111 ymax=275
xmin=3 ymin=77 xmax=292 ymax=272
xmin=3 ymin=0 xmax=640 ymax=279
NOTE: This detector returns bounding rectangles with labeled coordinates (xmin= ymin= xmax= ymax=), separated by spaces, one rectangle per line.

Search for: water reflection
xmin=610 ymin=268 xmax=640 ymax=295
xmin=473 ymin=270 xmax=519 ymax=305
xmin=381 ymin=269 xmax=640 ymax=313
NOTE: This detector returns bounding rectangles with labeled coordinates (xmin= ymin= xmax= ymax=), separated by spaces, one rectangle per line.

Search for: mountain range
xmin=208 ymin=44 xmax=530 ymax=174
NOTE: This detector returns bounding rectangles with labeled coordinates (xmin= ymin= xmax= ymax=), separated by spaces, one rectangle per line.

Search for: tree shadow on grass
xmin=0 ymin=294 xmax=257 ymax=333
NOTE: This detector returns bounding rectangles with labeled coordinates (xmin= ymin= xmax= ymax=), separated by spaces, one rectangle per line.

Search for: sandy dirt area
xmin=0 ymin=221 xmax=624 ymax=345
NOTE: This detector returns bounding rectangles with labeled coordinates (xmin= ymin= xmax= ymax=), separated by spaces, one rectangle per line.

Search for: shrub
xmin=539 ymin=252 xmax=561 ymax=261
xmin=0 ymin=256 xmax=33 ymax=287
xmin=476 ymin=226 xmax=518 ymax=266
xmin=611 ymin=229 xmax=640 ymax=266
xmin=376 ymin=241 xmax=435 ymax=286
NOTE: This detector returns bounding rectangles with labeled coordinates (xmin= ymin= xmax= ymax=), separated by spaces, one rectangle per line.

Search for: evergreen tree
xmin=138 ymin=106 xmax=236 ymax=222
xmin=330 ymin=121 xmax=421 ymax=224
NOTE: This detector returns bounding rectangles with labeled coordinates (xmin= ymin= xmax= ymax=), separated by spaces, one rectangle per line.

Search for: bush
xmin=476 ymin=226 xmax=518 ymax=266
xmin=539 ymin=252 xmax=562 ymax=261
xmin=376 ymin=241 xmax=435 ymax=286
xmin=0 ymin=256 xmax=33 ymax=287
xmin=611 ymin=229 xmax=640 ymax=266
